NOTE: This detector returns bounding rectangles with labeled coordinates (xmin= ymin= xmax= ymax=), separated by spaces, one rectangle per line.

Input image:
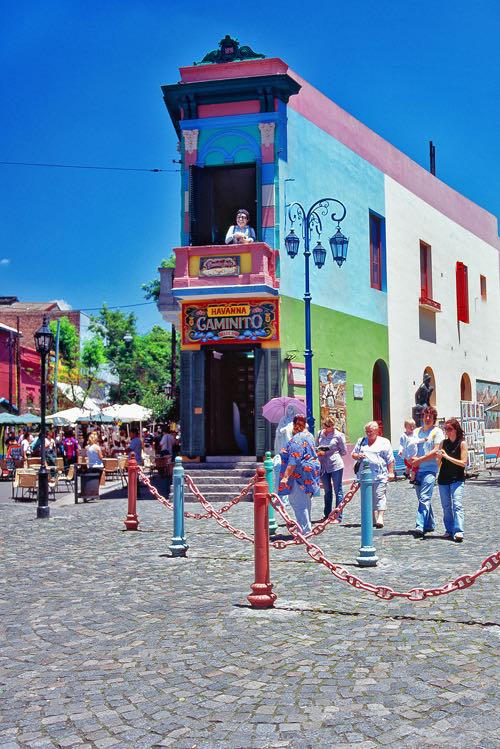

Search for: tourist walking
xmin=278 ymin=414 xmax=321 ymax=534
xmin=316 ymin=417 xmax=347 ymax=522
xmin=351 ymin=421 xmax=394 ymax=528
xmin=437 ymin=418 xmax=467 ymax=542
xmin=408 ymin=406 xmax=444 ymax=538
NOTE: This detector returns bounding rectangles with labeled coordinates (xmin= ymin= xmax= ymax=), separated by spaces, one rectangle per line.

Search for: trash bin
xmin=79 ymin=468 xmax=102 ymax=501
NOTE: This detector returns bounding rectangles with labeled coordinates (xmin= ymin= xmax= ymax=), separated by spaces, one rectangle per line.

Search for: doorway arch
xmin=372 ymin=359 xmax=391 ymax=439
xmin=423 ymin=366 xmax=436 ymax=407
xmin=460 ymin=372 xmax=472 ymax=401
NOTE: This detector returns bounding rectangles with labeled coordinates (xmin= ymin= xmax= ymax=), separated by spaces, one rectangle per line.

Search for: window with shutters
xmin=369 ymin=212 xmax=386 ymax=291
xmin=456 ymin=262 xmax=470 ymax=323
xmin=419 ymin=241 xmax=441 ymax=312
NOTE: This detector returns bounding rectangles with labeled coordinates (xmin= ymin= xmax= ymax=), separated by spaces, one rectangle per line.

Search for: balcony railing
xmin=172 ymin=243 xmax=279 ymax=291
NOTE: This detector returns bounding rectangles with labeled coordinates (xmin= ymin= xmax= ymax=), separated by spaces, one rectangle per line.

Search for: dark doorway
xmin=190 ymin=164 xmax=257 ymax=246
xmin=372 ymin=359 xmax=391 ymax=439
xmin=205 ymin=346 xmax=255 ymax=455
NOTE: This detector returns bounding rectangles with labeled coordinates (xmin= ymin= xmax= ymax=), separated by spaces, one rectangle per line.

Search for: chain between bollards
xmin=124 ymin=454 xmax=139 ymax=530
xmin=264 ymin=451 xmax=278 ymax=537
xmin=247 ymin=465 xmax=277 ymax=608
xmin=357 ymin=460 xmax=378 ymax=566
xmin=169 ymin=457 xmax=189 ymax=557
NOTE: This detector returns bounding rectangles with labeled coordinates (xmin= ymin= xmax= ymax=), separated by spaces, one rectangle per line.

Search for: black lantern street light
xmin=284 ymin=198 xmax=349 ymax=436
xmin=163 ymin=382 xmax=173 ymax=399
xmin=34 ymin=315 xmax=54 ymax=520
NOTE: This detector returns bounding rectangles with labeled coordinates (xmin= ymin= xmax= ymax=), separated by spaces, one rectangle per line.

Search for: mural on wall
xmin=476 ymin=380 xmax=500 ymax=429
xmin=319 ymin=368 xmax=346 ymax=433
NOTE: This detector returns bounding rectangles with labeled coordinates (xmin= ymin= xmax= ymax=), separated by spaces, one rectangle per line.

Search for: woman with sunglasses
xmin=225 ymin=208 xmax=256 ymax=245
xmin=437 ymin=418 xmax=467 ymax=542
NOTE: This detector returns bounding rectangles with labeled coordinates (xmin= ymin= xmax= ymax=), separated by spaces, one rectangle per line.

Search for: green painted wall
xmin=279 ymin=295 xmax=389 ymax=442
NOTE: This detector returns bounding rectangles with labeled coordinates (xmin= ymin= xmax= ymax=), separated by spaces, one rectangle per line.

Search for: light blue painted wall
xmin=279 ymin=108 xmax=387 ymax=326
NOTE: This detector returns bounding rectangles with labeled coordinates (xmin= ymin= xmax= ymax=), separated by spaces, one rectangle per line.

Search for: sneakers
xmin=332 ymin=518 xmax=341 ymax=525
xmin=454 ymin=532 xmax=464 ymax=542
xmin=414 ymin=528 xmax=424 ymax=538
xmin=443 ymin=532 xmax=453 ymax=539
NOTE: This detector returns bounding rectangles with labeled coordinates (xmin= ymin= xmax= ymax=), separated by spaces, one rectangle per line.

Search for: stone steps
xmin=182 ymin=459 xmax=258 ymax=503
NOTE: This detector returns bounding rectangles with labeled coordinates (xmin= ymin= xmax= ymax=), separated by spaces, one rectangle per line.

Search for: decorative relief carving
xmin=258 ymin=122 xmax=275 ymax=148
xmin=183 ymin=129 xmax=199 ymax=154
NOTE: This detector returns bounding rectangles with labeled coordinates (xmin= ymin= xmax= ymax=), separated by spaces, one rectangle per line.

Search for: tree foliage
xmin=50 ymin=317 xmax=106 ymax=407
xmin=89 ymin=305 xmax=178 ymax=416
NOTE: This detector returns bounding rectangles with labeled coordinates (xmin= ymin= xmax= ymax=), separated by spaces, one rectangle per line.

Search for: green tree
xmin=90 ymin=306 xmax=177 ymax=409
xmin=50 ymin=317 xmax=79 ymax=369
xmin=49 ymin=317 xmax=106 ymax=408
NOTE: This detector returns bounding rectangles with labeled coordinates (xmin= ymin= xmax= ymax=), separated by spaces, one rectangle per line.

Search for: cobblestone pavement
xmin=1 ymin=471 xmax=499 ymax=749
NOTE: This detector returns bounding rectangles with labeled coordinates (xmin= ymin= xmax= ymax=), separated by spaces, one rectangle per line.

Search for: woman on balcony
xmin=225 ymin=209 xmax=256 ymax=245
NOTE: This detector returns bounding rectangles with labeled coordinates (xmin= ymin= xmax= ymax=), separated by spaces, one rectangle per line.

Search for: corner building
xmin=159 ymin=37 xmax=500 ymax=459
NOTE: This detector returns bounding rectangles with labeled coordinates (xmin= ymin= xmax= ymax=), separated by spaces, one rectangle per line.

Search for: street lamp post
xmin=285 ymin=198 xmax=349 ymax=436
xmin=34 ymin=315 xmax=54 ymax=520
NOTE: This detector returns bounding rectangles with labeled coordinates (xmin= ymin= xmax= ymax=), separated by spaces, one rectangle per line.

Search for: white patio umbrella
xmin=47 ymin=406 xmax=94 ymax=423
xmin=102 ymin=404 xmax=152 ymax=422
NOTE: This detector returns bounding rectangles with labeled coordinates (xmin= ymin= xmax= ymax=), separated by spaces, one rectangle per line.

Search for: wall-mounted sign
xmin=182 ymin=298 xmax=280 ymax=346
xmin=353 ymin=384 xmax=364 ymax=400
xmin=199 ymin=255 xmax=240 ymax=277
xmin=288 ymin=361 xmax=306 ymax=387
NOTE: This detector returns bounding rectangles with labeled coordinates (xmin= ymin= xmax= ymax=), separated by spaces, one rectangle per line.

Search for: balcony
xmin=158 ymin=243 xmax=280 ymax=326
xmin=419 ymin=295 xmax=442 ymax=313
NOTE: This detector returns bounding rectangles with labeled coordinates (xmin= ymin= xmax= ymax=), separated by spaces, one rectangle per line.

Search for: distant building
xmin=0 ymin=322 xmax=41 ymax=413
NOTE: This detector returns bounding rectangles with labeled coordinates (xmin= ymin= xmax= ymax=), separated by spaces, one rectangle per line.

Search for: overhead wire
xmin=0 ymin=160 xmax=179 ymax=173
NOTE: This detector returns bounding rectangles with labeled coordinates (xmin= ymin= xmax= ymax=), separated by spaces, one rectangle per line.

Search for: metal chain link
xmin=271 ymin=481 xmax=360 ymax=548
xmin=138 ymin=470 xmax=173 ymax=509
xmin=269 ymin=492 xmax=500 ymax=600
xmin=137 ymin=468 xmax=255 ymax=520
xmin=184 ymin=474 xmax=254 ymax=542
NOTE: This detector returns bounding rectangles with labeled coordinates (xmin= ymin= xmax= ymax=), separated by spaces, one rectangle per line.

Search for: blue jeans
xmin=321 ymin=469 xmax=344 ymax=519
xmin=414 ymin=471 xmax=437 ymax=532
xmin=438 ymin=481 xmax=464 ymax=536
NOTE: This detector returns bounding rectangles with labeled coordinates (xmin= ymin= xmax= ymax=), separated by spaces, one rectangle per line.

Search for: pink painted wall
xmin=179 ymin=58 xmax=288 ymax=83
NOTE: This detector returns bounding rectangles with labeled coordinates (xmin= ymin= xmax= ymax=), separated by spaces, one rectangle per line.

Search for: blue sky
xmin=1 ymin=0 xmax=499 ymax=334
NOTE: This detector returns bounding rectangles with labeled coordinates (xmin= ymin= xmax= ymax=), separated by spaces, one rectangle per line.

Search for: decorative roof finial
xmin=195 ymin=35 xmax=265 ymax=65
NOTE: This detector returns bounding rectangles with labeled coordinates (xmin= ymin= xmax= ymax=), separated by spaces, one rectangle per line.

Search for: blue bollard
xmin=169 ymin=457 xmax=189 ymax=557
xmin=264 ymin=451 xmax=278 ymax=536
xmin=356 ymin=460 xmax=378 ymax=567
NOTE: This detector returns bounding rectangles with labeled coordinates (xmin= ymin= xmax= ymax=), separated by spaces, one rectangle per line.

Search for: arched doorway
xmin=423 ymin=366 xmax=436 ymax=407
xmin=460 ymin=372 xmax=472 ymax=401
xmin=372 ymin=359 xmax=391 ymax=439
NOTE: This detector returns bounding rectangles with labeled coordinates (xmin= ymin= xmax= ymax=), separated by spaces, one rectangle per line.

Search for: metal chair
xmin=12 ymin=469 xmax=38 ymax=501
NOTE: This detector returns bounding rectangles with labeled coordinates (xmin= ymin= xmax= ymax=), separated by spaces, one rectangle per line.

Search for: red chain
xmin=271 ymin=481 xmax=360 ymax=548
xmin=269 ymin=493 xmax=500 ymax=600
xmin=184 ymin=474 xmax=254 ymax=542
xmin=138 ymin=471 xmax=173 ymax=509
xmin=137 ymin=469 xmax=255 ymax=519
xmin=184 ymin=474 xmax=256 ymax=519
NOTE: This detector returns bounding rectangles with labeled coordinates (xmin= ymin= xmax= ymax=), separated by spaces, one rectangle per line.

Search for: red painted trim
xmin=262 ymin=206 xmax=275 ymax=228
xmin=179 ymin=58 xmax=289 ymax=83
xmin=419 ymin=296 xmax=442 ymax=312
xmin=287 ymin=69 xmax=500 ymax=249
xmin=198 ymin=100 xmax=260 ymax=118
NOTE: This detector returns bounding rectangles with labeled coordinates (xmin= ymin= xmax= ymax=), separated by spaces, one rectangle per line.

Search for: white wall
xmin=385 ymin=176 xmax=500 ymax=439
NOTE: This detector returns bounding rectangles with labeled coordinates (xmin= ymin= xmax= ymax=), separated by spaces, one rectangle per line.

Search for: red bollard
xmin=247 ymin=465 xmax=277 ymax=608
xmin=124 ymin=454 xmax=139 ymax=531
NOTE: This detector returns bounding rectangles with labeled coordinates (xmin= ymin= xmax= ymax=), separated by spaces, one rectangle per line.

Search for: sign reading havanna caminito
xmin=182 ymin=299 xmax=280 ymax=346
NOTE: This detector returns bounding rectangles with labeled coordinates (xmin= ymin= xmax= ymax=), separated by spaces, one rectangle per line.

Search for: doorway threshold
xmin=206 ymin=455 xmax=257 ymax=463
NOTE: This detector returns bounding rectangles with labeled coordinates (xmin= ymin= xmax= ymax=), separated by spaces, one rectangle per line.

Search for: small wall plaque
xmin=353 ymin=384 xmax=364 ymax=400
